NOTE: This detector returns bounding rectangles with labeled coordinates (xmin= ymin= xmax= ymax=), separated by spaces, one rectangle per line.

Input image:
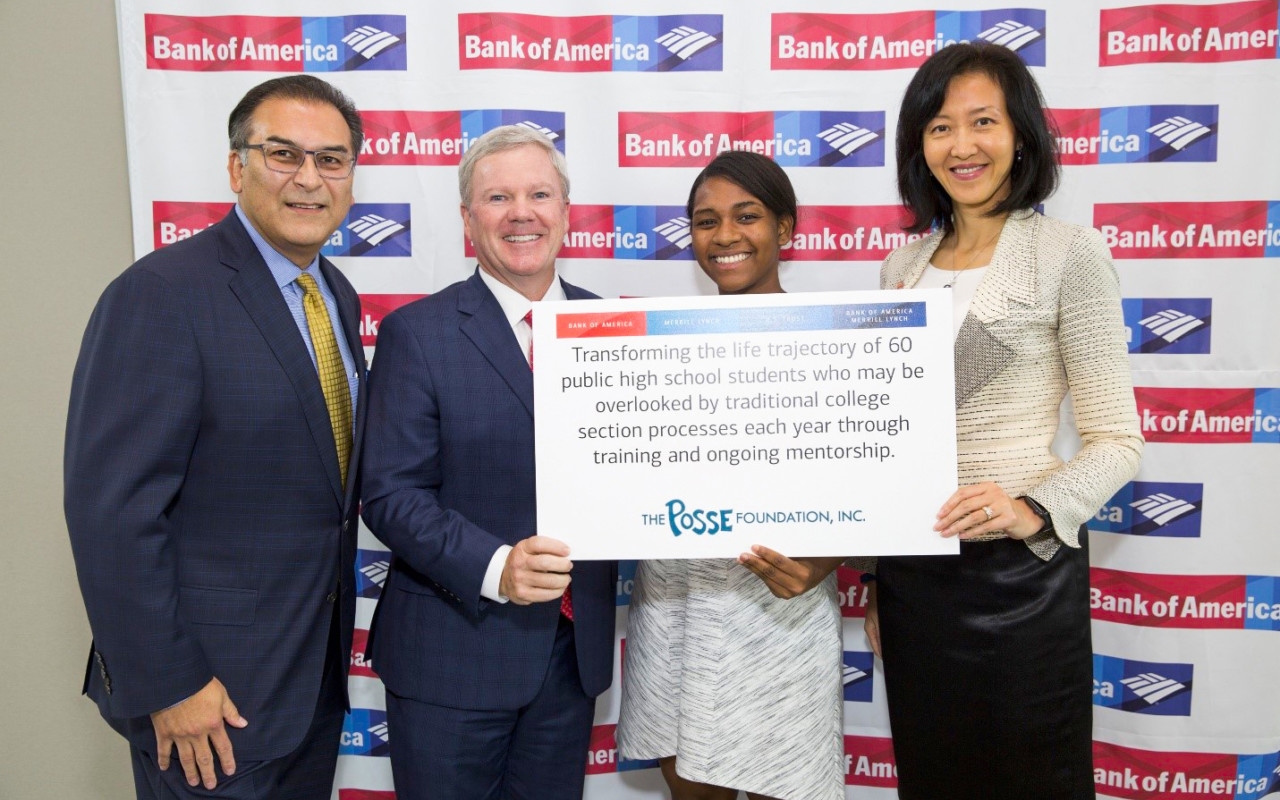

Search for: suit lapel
xmin=220 ymin=213 xmax=346 ymax=506
xmin=886 ymin=212 xmax=1040 ymax=408
xmin=951 ymin=211 xmax=1038 ymax=407
xmin=458 ymin=272 xmax=535 ymax=419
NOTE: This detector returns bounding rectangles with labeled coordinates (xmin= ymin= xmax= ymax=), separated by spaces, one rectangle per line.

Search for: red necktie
xmin=524 ymin=309 xmax=572 ymax=621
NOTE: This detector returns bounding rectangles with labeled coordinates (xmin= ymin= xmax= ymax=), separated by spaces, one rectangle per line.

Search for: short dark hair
xmin=895 ymin=43 xmax=1058 ymax=234
xmin=686 ymin=151 xmax=797 ymax=227
xmin=228 ymin=75 xmax=363 ymax=156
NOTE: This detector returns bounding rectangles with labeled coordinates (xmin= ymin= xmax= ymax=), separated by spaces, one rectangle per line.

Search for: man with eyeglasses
xmin=65 ymin=75 xmax=365 ymax=800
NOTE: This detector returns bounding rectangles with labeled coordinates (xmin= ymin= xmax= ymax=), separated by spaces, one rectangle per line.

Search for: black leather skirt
xmin=876 ymin=527 xmax=1095 ymax=800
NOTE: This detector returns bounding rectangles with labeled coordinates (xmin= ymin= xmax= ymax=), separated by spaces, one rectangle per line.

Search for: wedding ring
xmin=982 ymin=505 xmax=994 ymax=521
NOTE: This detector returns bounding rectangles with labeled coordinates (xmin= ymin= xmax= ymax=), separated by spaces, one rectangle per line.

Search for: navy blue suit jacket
xmin=64 ymin=210 xmax=365 ymax=761
xmin=362 ymin=270 xmax=615 ymax=711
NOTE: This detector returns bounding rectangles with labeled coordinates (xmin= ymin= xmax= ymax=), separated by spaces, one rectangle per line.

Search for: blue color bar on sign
xmin=644 ymin=302 xmax=925 ymax=336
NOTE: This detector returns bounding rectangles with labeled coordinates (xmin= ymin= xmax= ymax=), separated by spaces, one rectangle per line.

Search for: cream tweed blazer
xmin=881 ymin=210 xmax=1144 ymax=561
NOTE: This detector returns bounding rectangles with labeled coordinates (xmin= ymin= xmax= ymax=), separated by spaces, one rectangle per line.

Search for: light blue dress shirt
xmin=235 ymin=205 xmax=360 ymax=423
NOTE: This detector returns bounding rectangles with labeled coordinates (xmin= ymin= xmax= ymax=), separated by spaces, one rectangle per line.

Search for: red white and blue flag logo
xmin=1054 ymin=105 xmax=1218 ymax=164
xmin=1093 ymin=654 xmax=1194 ymax=716
xmin=619 ymin=111 xmax=885 ymax=168
xmin=1093 ymin=741 xmax=1280 ymax=797
xmin=360 ymin=110 xmax=565 ymax=166
xmin=459 ymin=14 xmax=722 ymax=71
xmin=773 ymin=8 xmax=1045 ymax=70
xmin=1091 ymin=567 xmax=1280 ymax=631
xmin=1122 ymin=298 xmax=1212 ymax=354
xmin=1100 ymin=0 xmax=1280 ymax=65
xmin=1096 ymin=201 xmax=1280 ymax=258
xmin=145 ymin=14 xmax=407 ymax=71
xmin=1092 ymin=481 xmax=1204 ymax=538
xmin=340 ymin=709 xmax=390 ymax=757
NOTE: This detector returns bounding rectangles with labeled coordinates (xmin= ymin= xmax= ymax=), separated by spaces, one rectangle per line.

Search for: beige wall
xmin=1 ymin=0 xmax=136 ymax=796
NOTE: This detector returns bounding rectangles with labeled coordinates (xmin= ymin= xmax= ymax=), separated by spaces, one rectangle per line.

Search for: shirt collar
xmin=235 ymin=204 xmax=321 ymax=290
xmin=476 ymin=266 xmax=566 ymax=327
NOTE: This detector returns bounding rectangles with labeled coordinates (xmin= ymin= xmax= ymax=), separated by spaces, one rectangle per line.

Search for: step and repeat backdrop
xmin=116 ymin=1 xmax=1280 ymax=797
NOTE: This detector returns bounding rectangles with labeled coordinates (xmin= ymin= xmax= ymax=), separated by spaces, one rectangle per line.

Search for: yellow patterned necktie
xmin=296 ymin=272 xmax=353 ymax=487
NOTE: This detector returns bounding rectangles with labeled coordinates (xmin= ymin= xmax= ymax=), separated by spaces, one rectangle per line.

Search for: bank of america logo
xmin=1139 ymin=309 xmax=1205 ymax=343
xmin=842 ymin=663 xmax=870 ymax=686
xmin=977 ymin=20 xmax=1043 ymax=52
xmin=1120 ymin=673 xmax=1189 ymax=706
xmin=369 ymin=721 xmax=389 ymax=742
xmin=516 ymin=121 xmax=559 ymax=141
xmin=817 ymin=123 xmax=879 ymax=156
xmin=342 ymin=26 xmax=401 ymax=59
xmin=655 ymin=26 xmax=718 ymax=60
xmin=359 ymin=559 xmax=390 ymax=587
xmin=348 ymin=214 xmax=406 ymax=246
xmin=653 ymin=217 xmax=692 ymax=248
xmin=1146 ymin=116 xmax=1212 ymax=151
xmin=1130 ymin=493 xmax=1197 ymax=526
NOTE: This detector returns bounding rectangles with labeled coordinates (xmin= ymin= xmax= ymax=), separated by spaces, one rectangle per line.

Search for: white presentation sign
xmin=534 ymin=289 xmax=959 ymax=560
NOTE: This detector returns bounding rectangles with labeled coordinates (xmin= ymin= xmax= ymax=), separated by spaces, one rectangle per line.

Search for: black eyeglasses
xmin=242 ymin=143 xmax=356 ymax=179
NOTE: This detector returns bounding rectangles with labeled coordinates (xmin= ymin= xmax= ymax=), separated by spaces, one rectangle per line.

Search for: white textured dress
xmin=616 ymin=557 xmax=844 ymax=800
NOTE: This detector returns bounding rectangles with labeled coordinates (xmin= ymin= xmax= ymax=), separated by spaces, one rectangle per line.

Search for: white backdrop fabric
xmin=116 ymin=1 xmax=1280 ymax=798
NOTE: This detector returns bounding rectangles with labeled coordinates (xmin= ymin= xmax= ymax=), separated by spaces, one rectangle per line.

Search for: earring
xmin=1015 ymin=147 xmax=1024 ymax=162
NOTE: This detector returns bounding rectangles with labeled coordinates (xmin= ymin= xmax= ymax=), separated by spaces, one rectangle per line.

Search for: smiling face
xmin=690 ymin=176 xmax=792 ymax=295
xmin=923 ymin=71 xmax=1019 ymax=222
xmin=461 ymin=144 xmax=569 ymax=300
xmin=228 ymin=97 xmax=355 ymax=267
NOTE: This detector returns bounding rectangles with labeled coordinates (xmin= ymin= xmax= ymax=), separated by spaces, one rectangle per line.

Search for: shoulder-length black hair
xmin=896 ymin=42 xmax=1059 ymax=234
xmin=686 ymin=151 xmax=797 ymax=227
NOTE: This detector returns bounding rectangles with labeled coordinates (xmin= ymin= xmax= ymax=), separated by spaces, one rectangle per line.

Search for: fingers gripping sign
xmin=151 ymin=677 xmax=247 ymax=789
xmin=500 ymin=535 xmax=573 ymax=605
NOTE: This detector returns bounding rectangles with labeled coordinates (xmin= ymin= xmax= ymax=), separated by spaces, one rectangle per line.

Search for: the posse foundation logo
xmin=1095 ymin=201 xmax=1280 ymax=259
xmin=1053 ymin=105 xmax=1218 ymax=164
xmin=1100 ymin=0 xmax=1280 ymax=65
xmin=1093 ymin=741 xmax=1280 ymax=798
xmin=842 ymin=651 xmax=875 ymax=703
xmin=772 ymin=8 xmax=1045 ymax=70
xmin=359 ymin=110 xmax=564 ymax=166
xmin=358 ymin=294 xmax=428 ymax=346
xmin=1093 ymin=481 xmax=1204 ymax=538
xmin=619 ymin=111 xmax=885 ymax=168
xmin=1090 ymin=567 xmax=1280 ymax=630
xmin=585 ymin=725 xmax=659 ymax=774
xmin=145 ymin=14 xmax=407 ymax=71
xmin=1122 ymin=298 xmax=1212 ymax=354
xmin=340 ymin=709 xmax=390 ymax=757
xmin=844 ymin=736 xmax=898 ymax=787
xmin=1093 ymin=654 xmax=1194 ymax=715
xmin=349 ymin=628 xmax=377 ymax=678
xmin=1135 ymin=387 xmax=1280 ymax=444
xmin=459 ymin=13 xmax=722 ymax=71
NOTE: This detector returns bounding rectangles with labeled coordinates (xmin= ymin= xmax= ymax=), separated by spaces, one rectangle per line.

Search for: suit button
xmin=326 ymin=592 xmax=337 ymax=604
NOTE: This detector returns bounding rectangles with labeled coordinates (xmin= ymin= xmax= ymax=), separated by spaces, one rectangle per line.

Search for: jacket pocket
xmin=178 ymin=585 xmax=258 ymax=626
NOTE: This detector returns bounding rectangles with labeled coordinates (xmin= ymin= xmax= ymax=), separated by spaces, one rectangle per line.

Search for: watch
xmin=1020 ymin=496 xmax=1054 ymax=535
